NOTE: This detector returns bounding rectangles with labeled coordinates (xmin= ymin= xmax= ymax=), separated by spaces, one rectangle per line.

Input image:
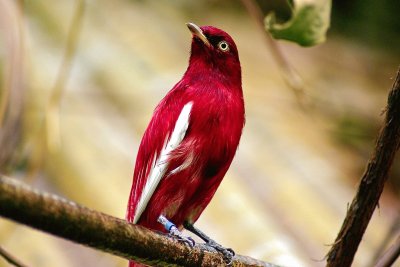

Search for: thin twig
xmin=240 ymin=0 xmax=307 ymax=106
xmin=45 ymin=0 xmax=85 ymax=152
xmin=0 ymin=175 xmax=279 ymax=267
xmin=0 ymin=246 xmax=28 ymax=267
xmin=374 ymin=235 xmax=400 ymax=267
xmin=369 ymin=215 xmax=400 ymax=267
xmin=326 ymin=67 xmax=400 ymax=267
xmin=26 ymin=0 xmax=85 ymax=180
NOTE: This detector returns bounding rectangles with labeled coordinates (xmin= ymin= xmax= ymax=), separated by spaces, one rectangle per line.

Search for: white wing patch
xmin=133 ymin=102 xmax=193 ymax=223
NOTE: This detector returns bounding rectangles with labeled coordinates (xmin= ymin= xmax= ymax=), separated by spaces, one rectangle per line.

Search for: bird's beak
xmin=186 ymin=22 xmax=211 ymax=48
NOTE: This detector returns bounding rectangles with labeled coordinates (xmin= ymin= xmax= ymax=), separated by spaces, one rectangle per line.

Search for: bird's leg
xmin=183 ymin=221 xmax=235 ymax=265
xmin=157 ymin=215 xmax=195 ymax=247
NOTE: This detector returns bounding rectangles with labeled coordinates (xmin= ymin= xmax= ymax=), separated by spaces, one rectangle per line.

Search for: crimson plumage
xmin=127 ymin=23 xmax=244 ymax=266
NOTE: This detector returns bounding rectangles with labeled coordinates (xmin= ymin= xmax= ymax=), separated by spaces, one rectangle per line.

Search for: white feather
xmin=133 ymin=102 xmax=193 ymax=223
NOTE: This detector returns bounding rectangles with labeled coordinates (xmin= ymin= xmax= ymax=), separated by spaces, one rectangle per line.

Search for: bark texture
xmin=0 ymin=175 xmax=278 ymax=267
xmin=326 ymin=67 xmax=400 ymax=267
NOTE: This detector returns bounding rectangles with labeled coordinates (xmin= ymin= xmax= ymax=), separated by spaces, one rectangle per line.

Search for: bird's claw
xmin=206 ymin=239 xmax=235 ymax=265
xmin=169 ymin=226 xmax=196 ymax=248
xmin=158 ymin=215 xmax=195 ymax=247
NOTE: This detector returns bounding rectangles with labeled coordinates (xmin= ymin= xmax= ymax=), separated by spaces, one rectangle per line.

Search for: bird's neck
xmin=185 ymin=57 xmax=242 ymax=91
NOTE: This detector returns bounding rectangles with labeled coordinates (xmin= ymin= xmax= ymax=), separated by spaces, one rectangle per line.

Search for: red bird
xmin=127 ymin=22 xmax=244 ymax=266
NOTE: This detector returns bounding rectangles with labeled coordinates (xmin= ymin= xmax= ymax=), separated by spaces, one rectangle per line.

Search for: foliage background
xmin=0 ymin=1 xmax=399 ymax=266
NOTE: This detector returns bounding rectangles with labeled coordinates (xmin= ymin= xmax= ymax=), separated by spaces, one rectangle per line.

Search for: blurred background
xmin=0 ymin=0 xmax=399 ymax=266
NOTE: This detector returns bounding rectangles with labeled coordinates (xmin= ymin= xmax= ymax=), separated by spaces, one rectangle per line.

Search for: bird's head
xmin=186 ymin=22 xmax=241 ymax=84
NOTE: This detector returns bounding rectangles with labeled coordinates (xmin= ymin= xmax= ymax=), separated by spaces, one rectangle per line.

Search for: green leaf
xmin=265 ymin=0 xmax=331 ymax=47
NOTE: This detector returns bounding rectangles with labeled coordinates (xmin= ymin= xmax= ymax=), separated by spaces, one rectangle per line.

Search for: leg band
xmin=157 ymin=215 xmax=176 ymax=231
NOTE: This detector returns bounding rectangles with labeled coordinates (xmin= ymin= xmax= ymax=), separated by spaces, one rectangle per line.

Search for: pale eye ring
xmin=218 ymin=41 xmax=229 ymax=52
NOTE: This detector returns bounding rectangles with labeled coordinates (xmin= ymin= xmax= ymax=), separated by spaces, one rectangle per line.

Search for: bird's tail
xmin=129 ymin=260 xmax=148 ymax=267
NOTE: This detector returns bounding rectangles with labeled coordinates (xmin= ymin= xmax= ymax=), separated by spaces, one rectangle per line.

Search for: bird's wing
xmin=127 ymin=100 xmax=193 ymax=223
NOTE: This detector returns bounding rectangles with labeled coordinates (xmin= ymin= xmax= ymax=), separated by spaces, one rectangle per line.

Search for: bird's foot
xmin=206 ymin=239 xmax=235 ymax=265
xmin=168 ymin=225 xmax=195 ymax=247
xmin=183 ymin=222 xmax=235 ymax=265
xmin=157 ymin=215 xmax=195 ymax=247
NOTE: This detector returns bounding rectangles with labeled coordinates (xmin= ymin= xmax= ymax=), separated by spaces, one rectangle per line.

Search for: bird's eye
xmin=217 ymin=41 xmax=229 ymax=52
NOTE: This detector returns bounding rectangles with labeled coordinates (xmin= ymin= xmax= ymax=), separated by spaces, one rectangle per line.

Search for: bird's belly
xmin=137 ymin=153 xmax=230 ymax=231
xmin=137 ymin=119 xmax=242 ymax=230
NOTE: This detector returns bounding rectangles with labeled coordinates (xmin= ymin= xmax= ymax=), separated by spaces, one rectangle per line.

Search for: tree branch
xmin=326 ymin=67 xmax=400 ymax=267
xmin=0 ymin=175 xmax=279 ymax=267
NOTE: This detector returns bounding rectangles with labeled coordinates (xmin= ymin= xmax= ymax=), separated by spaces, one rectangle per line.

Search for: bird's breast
xmin=186 ymin=90 xmax=244 ymax=175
